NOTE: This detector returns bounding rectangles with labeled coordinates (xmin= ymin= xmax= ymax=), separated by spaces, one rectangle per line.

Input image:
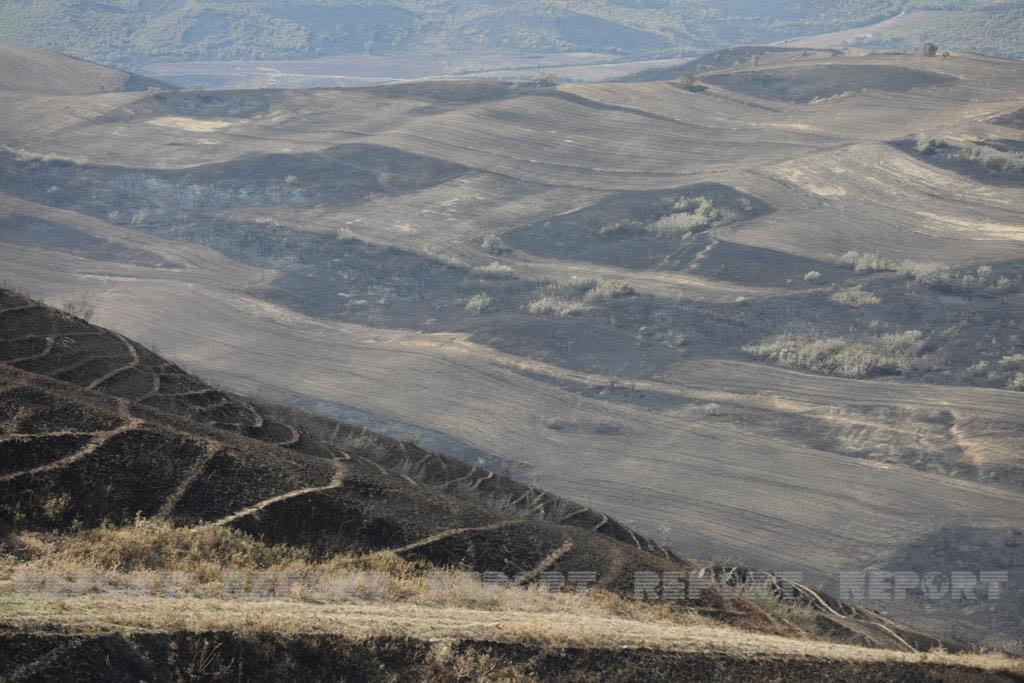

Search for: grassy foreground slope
xmin=0 ymin=292 xmax=1021 ymax=680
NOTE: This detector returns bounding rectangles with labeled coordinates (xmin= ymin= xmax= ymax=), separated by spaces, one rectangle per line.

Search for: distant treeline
xmin=0 ymin=1 xmax=1018 ymax=68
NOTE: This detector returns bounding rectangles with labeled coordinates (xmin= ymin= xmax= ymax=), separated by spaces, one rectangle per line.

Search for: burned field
xmin=0 ymin=46 xmax=1023 ymax=654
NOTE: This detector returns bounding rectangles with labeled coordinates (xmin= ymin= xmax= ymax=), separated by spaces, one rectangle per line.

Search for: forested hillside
xmin=0 ymin=0 xmax=1016 ymax=68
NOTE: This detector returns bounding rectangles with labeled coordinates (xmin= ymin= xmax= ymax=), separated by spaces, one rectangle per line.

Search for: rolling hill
xmin=0 ymin=44 xmax=1022 ymax=674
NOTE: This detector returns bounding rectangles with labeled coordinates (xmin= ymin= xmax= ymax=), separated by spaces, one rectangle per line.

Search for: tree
xmin=922 ymin=42 xmax=938 ymax=57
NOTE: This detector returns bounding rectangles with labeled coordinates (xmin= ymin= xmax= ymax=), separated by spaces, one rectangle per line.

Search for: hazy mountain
xmin=1 ymin=1 xmax=1019 ymax=68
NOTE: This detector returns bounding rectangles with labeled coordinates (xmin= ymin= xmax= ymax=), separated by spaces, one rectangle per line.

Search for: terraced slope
xmin=0 ymin=289 xmax=676 ymax=571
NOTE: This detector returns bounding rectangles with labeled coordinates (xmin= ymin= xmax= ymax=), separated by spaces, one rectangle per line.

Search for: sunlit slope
xmin=0 ymin=45 xmax=164 ymax=95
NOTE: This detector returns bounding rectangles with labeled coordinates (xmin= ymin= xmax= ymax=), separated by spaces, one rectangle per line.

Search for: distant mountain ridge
xmin=1 ymin=1 xmax=1018 ymax=68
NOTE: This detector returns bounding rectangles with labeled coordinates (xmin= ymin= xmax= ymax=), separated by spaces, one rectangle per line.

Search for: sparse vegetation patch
xmin=526 ymin=278 xmax=635 ymax=317
xmin=830 ymin=287 xmax=880 ymax=308
xmin=833 ymin=252 xmax=1016 ymax=296
xmin=465 ymin=293 xmax=493 ymax=314
xmin=601 ymin=196 xmax=720 ymax=242
xmin=474 ymin=262 xmax=513 ymax=278
xmin=915 ymin=136 xmax=1024 ymax=174
xmin=904 ymin=136 xmax=1024 ymax=184
xmin=744 ymin=330 xmax=925 ymax=378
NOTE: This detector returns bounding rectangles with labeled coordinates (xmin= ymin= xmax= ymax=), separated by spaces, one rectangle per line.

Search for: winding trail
xmin=0 ymin=417 xmax=143 ymax=482
xmin=516 ymin=536 xmax=575 ymax=585
xmin=86 ymin=333 xmax=139 ymax=390
xmin=389 ymin=520 xmax=521 ymax=556
xmin=212 ymin=461 xmax=345 ymax=527
xmin=158 ymin=443 xmax=222 ymax=518
xmin=6 ymin=336 xmax=54 ymax=365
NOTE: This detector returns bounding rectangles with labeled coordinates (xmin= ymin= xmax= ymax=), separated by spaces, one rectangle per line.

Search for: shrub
xmin=915 ymin=135 xmax=945 ymax=154
xmin=582 ymin=279 xmax=635 ymax=303
xmin=1000 ymin=354 xmax=1024 ymax=371
xmin=968 ymin=360 xmax=989 ymax=375
xmin=645 ymin=196 xmax=718 ymax=239
xmin=42 ymin=493 xmax=72 ymax=524
xmin=834 ymin=252 xmax=1015 ymax=296
xmin=465 ymin=293 xmax=493 ymax=313
xmin=61 ymin=297 xmax=95 ymax=322
xmin=474 ymin=262 xmax=513 ymax=277
xmin=834 ymin=251 xmax=899 ymax=273
xmin=875 ymin=330 xmax=925 ymax=357
xmin=481 ymin=234 xmax=507 ymax=255
xmin=131 ymin=208 xmax=151 ymax=225
xmin=830 ymin=287 xmax=880 ymax=307
xmin=744 ymin=331 xmax=923 ymax=378
xmin=526 ymin=278 xmax=634 ymax=316
xmin=338 ymin=431 xmax=389 ymax=459
xmin=916 ymin=136 xmax=1024 ymax=173
xmin=527 ymin=296 xmax=590 ymax=317
xmin=1009 ymin=373 xmax=1024 ymax=392
xmin=952 ymin=143 xmax=1024 ymax=174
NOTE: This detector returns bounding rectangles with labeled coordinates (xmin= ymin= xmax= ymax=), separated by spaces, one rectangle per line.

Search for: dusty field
xmin=1 ymin=46 xmax=1023 ymax=647
xmin=140 ymin=52 xmax=691 ymax=89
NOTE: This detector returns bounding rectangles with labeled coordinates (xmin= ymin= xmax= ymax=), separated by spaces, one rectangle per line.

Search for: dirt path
xmin=212 ymin=461 xmax=345 ymax=526
xmin=0 ymin=417 xmax=143 ymax=482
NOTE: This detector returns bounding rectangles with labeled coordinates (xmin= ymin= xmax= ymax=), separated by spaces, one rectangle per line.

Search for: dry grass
xmin=0 ymin=592 xmax=1020 ymax=673
xmin=1 ymin=526 xmax=1018 ymax=670
xmin=1 ymin=521 xmax=698 ymax=624
xmin=7 ymin=519 xmax=310 ymax=578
